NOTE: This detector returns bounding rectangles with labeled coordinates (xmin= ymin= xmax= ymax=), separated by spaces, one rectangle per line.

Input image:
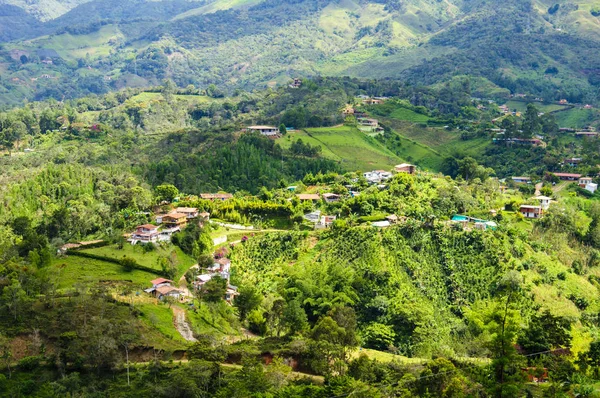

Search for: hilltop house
xmin=322 ymin=193 xmax=341 ymax=203
xmin=175 ymin=207 xmax=199 ymax=219
xmin=512 ymin=176 xmax=531 ymax=184
xmin=144 ymin=278 xmax=182 ymax=300
xmin=200 ymin=193 xmax=233 ymax=201
xmin=579 ymin=177 xmax=598 ymax=194
xmin=130 ymin=224 xmax=160 ymax=243
xmin=532 ymin=196 xmax=552 ymax=210
xmin=316 ymin=215 xmax=336 ymax=229
xmin=552 ymin=172 xmax=582 ymax=181
xmin=162 ymin=213 xmax=188 ymax=229
xmin=395 ymin=163 xmax=416 ymax=174
xmin=246 ymin=125 xmax=279 ymax=136
xmin=296 ymin=194 xmax=321 ymax=202
xmin=520 ymin=205 xmax=543 ymax=219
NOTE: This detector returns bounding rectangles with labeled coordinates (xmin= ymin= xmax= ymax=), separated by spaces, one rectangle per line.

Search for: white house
xmin=520 ymin=205 xmax=543 ymax=219
xmin=246 ymin=125 xmax=279 ymax=136
xmin=304 ymin=211 xmax=322 ymax=223
xmin=129 ymin=224 xmax=160 ymax=244
xmin=316 ymin=215 xmax=336 ymax=229
xmin=532 ymin=196 xmax=552 ymax=210
xmin=579 ymin=177 xmax=598 ymax=194
xmin=363 ymin=170 xmax=393 ymax=184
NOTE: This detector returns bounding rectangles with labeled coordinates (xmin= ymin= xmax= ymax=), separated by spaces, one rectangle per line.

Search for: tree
xmin=279 ymin=123 xmax=287 ymax=136
xmin=282 ymin=299 xmax=308 ymax=335
xmin=120 ymin=256 xmax=137 ymax=272
xmin=155 ymin=184 xmax=179 ymax=202
xmin=201 ymin=276 xmax=227 ymax=303
xmin=521 ymin=104 xmax=541 ymax=138
xmin=0 ymin=334 xmax=12 ymax=378
xmin=235 ymin=286 xmax=263 ymax=321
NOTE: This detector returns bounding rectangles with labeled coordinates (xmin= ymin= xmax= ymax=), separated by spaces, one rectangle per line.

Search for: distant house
xmin=155 ymin=286 xmax=182 ymax=300
xmin=579 ymin=177 xmax=598 ymax=194
xmin=386 ymin=214 xmax=404 ymax=224
xmin=199 ymin=212 xmax=211 ymax=222
xmin=584 ymin=104 xmax=593 ymax=109
xmin=289 ymin=78 xmax=302 ymax=89
xmin=322 ymin=193 xmax=341 ymax=203
xmin=155 ymin=214 xmax=166 ymax=224
xmin=130 ymin=224 xmax=160 ymax=243
xmin=559 ymin=99 xmax=568 ymax=105
xmin=246 ymin=125 xmax=279 ymax=136
xmin=316 ymin=215 xmax=336 ymax=229
xmin=575 ymin=132 xmax=598 ymax=138
xmin=552 ymin=172 xmax=582 ymax=181
xmin=512 ymin=176 xmax=531 ymax=184
xmin=357 ymin=118 xmax=379 ymax=128
xmin=303 ymin=211 xmax=321 ymax=223
xmin=395 ymin=163 xmax=416 ymax=174
xmin=564 ymin=158 xmax=582 ymax=167
xmin=175 ymin=207 xmax=199 ymax=219
xmin=342 ymin=105 xmax=355 ymax=115
xmin=200 ymin=193 xmax=233 ymax=201
xmin=297 ymin=194 xmax=321 ymax=202
xmin=150 ymin=278 xmax=173 ymax=289
xmin=364 ymin=170 xmax=393 ymax=184
xmin=520 ymin=205 xmax=543 ymax=219
xmin=162 ymin=213 xmax=188 ymax=229
xmin=532 ymin=196 xmax=552 ymax=210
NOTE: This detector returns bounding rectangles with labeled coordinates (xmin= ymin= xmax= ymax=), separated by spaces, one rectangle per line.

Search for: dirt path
xmin=172 ymin=306 xmax=197 ymax=342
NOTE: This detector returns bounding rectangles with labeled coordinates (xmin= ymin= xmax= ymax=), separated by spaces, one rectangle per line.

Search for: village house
xmin=364 ymin=170 xmax=393 ymax=184
xmin=129 ymin=224 xmax=160 ymax=244
xmin=512 ymin=176 xmax=531 ymax=184
xmin=564 ymin=158 xmax=582 ymax=167
xmin=246 ymin=125 xmax=279 ymax=136
xmin=144 ymin=278 xmax=182 ymax=300
xmin=342 ymin=105 xmax=355 ymax=115
xmin=303 ymin=211 xmax=321 ymax=223
xmin=559 ymin=99 xmax=568 ymax=105
xmin=579 ymin=177 xmax=598 ymax=194
xmin=162 ymin=213 xmax=188 ymax=229
xmin=322 ymin=193 xmax=341 ymax=203
xmin=296 ymin=193 xmax=321 ymax=202
xmin=316 ymin=215 xmax=336 ymax=229
xmin=532 ymin=196 xmax=552 ymax=210
xmin=357 ymin=118 xmax=379 ymax=128
xmin=584 ymin=104 xmax=593 ymax=109
xmin=175 ymin=207 xmax=199 ymax=219
xmin=289 ymin=78 xmax=302 ymax=89
xmin=395 ymin=163 xmax=416 ymax=174
xmin=552 ymin=172 xmax=582 ymax=181
xmin=576 ymin=132 xmax=598 ymax=138
xmin=520 ymin=205 xmax=543 ymax=219
xmin=199 ymin=212 xmax=210 ymax=222
xmin=200 ymin=193 xmax=233 ymax=201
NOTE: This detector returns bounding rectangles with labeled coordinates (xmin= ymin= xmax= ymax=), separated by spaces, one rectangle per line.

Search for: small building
xmin=155 ymin=214 xmax=166 ymax=224
xmin=200 ymin=193 xmax=233 ymax=201
xmin=520 ymin=205 xmax=543 ymax=219
xmin=386 ymin=214 xmax=399 ymax=224
xmin=372 ymin=221 xmax=391 ymax=228
xmin=395 ymin=163 xmax=416 ymax=174
xmin=162 ymin=213 xmax=188 ymax=229
xmin=303 ymin=211 xmax=321 ymax=223
xmin=246 ymin=125 xmax=279 ymax=136
xmin=532 ymin=196 xmax=552 ymax=210
xmin=289 ymin=78 xmax=302 ymax=89
xmin=575 ymin=132 xmax=598 ymax=138
xmin=175 ymin=207 xmax=199 ymax=219
xmin=552 ymin=172 xmax=582 ymax=181
xmin=357 ymin=118 xmax=379 ymax=128
xmin=579 ymin=177 xmax=597 ymax=194
xmin=150 ymin=278 xmax=173 ymax=288
xmin=364 ymin=170 xmax=393 ymax=184
xmin=584 ymin=104 xmax=593 ymax=109
xmin=155 ymin=285 xmax=182 ymax=300
xmin=316 ymin=215 xmax=336 ymax=229
xmin=559 ymin=99 xmax=568 ymax=105
xmin=130 ymin=224 xmax=160 ymax=243
xmin=342 ymin=105 xmax=355 ymax=115
xmin=512 ymin=176 xmax=531 ymax=184
xmin=226 ymin=285 xmax=239 ymax=303
xmin=322 ymin=193 xmax=341 ymax=203
xmin=199 ymin=212 xmax=211 ymax=222
xmin=564 ymin=158 xmax=582 ymax=167
xmin=297 ymin=194 xmax=321 ymax=202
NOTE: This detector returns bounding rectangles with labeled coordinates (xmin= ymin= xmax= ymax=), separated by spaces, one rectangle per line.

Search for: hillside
xmin=1 ymin=0 xmax=600 ymax=105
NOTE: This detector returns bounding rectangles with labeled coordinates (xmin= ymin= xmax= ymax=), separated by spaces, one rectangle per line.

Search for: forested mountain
xmin=1 ymin=0 xmax=599 ymax=106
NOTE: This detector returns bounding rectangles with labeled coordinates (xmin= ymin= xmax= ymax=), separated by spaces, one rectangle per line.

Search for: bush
xmin=121 ymin=256 xmax=137 ymax=272
xmin=18 ymin=356 xmax=43 ymax=371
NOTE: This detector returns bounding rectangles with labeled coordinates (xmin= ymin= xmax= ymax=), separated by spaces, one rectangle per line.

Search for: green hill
xmin=1 ymin=0 xmax=600 ymax=105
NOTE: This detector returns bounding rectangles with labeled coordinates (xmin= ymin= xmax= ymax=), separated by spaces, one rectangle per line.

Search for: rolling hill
xmin=0 ymin=0 xmax=599 ymax=106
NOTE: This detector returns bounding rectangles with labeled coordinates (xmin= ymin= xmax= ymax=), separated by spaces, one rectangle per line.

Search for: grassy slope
xmin=504 ymin=100 xmax=569 ymax=113
xmin=278 ymin=126 xmax=402 ymax=171
xmin=81 ymin=243 xmax=196 ymax=280
xmin=554 ymin=107 xmax=599 ymax=128
xmin=173 ymin=0 xmax=265 ymax=20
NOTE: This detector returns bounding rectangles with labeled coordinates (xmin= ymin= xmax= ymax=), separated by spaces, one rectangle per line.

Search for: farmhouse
xmin=297 ymin=194 xmax=321 ymax=202
xmin=579 ymin=177 xmax=598 ymax=193
xmin=316 ymin=215 xmax=336 ymax=229
xmin=200 ymin=193 xmax=233 ymax=201
xmin=130 ymin=224 xmax=160 ymax=243
xmin=155 ymin=286 xmax=182 ymax=300
xmin=532 ymin=196 xmax=552 ymax=210
xmin=395 ymin=163 xmax=416 ymax=174
xmin=322 ymin=193 xmax=341 ymax=203
xmin=552 ymin=172 xmax=582 ymax=181
xmin=520 ymin=205 xmax=543 ymax=219
xmin=175 ymin=207 xmax=199 ymax=219
xmin=246 ymin=125 xmax=279 ymax=136
xmin=512 ymin=176 xmax=531 ymax=184
xmin=162 ymin=213 xmax=188 ymax=229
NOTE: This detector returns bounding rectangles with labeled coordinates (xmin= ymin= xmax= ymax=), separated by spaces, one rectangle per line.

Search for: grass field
xmin=278 ymin=126 xmax=402 ymax=171
xmin=389 ymin=107 xmax=430 ymax=123
xmin=554 ymin=107 xmax=599 ymax=128
xmin=173 ymin=0 xmax=264 ymax=20
xmin=137 ymin=303 xmax=188 ymax=348
xmin=505 ymin=100 xmax=568 ymax=114
xmin=81 ymin=244 xmax=196 ymax=280
xmin=51 ymin=255 xmax=159 ymax=289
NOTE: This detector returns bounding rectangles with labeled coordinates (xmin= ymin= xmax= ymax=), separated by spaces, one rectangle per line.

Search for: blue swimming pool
xmin=452 ymin=215 xmax=469 ymax=222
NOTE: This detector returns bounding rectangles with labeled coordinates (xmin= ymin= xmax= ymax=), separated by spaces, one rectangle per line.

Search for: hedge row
xmin=66 ymin=250 xmax=167 ymax=277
